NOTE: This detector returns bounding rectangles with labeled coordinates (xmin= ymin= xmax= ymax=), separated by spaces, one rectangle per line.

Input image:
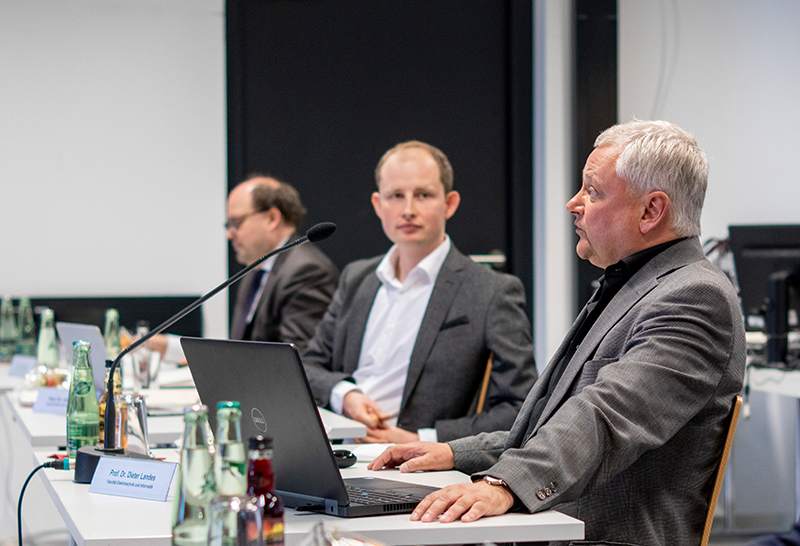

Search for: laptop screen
xmin=180 ymin=338 xmax=349 ymax=507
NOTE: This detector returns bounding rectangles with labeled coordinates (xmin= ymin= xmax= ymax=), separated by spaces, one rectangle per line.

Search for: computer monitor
xmin=728 ymin=224 xmax=800 ymax=365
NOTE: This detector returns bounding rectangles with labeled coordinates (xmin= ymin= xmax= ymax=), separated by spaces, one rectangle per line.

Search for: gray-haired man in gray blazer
xmin=370 ymin=120 xmax=746 ymax=546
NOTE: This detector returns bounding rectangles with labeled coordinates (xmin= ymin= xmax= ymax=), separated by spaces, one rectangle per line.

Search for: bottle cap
xmin=249 ymin=435 xmax=273 ymax=450
xmin=185 ymin=403 xmax=208 ymax=414
xmin=217 ymin=401 xmax=241 ymax=409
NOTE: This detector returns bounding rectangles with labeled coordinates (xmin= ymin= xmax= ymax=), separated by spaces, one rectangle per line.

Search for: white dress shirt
xmin=330 ymin=236 xmax=451 ymax=440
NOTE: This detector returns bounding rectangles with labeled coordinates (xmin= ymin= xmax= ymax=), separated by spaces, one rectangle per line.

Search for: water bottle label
xmin=74 ymin=381 xmax=93 ymax=396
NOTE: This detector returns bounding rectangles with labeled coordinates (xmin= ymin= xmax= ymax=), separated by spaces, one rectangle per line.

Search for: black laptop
xmin=180 ymin=337 xmax=439 ymax=517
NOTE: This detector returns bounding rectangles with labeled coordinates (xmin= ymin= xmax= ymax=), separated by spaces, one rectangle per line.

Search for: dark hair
xmin=246 ymin=174 xmax=306 ymax=228
xmin=374 ymin=140 xmax=454 ymax=193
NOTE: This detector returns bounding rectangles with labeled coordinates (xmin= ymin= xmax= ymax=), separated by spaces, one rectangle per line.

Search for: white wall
xmin=533 ymin=0 xmax=576 ymax=370
xmin=619 ymin=0 xmax=800 ymax=241
xmin=534 ymin=0 xmax=800 ymax=368
xmin=619 ymin=0 xmax=800 ymax=528
xmin=0 ymin=0 xmax=228 ymax=338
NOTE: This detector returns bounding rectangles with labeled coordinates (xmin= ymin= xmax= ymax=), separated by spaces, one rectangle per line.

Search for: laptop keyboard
xmin=345 ymin=484 xmax=425 ymax=507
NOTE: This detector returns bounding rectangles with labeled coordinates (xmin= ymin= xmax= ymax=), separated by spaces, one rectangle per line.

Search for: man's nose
xmin=402 ymin=197 xmax=417 ymax=216
xmin=566 ymin=193 xmax=581 ymax=214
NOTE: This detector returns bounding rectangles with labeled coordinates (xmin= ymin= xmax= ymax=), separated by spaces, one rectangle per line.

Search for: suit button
xmin=544 ymin=486 xmax=552 ymax=496
xmin=549 ymin=481 xmax=559 ymax=492
xmin=536 ymin=490 xmax=546 ymax=500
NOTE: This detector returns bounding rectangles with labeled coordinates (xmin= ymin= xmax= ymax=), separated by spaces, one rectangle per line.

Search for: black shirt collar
xmin=598 ymin=237 xmax=688 ymax=301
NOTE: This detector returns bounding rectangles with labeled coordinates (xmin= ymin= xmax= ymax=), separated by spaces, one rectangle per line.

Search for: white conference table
xmin=33 ymin=449 xmax=584 ymax=546
xmin=0 ymin=361 xmax=24 ymax=392
xmin=4 ymin=389 xmax=366 ymax=447
xmin=5 ymin=390 xmax=184 ymax=447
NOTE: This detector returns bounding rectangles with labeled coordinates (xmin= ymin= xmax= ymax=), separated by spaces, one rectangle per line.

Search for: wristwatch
xmin=481 ymin=475 xmax=524 ymax=511
xmin=482 ymin=475 xmax=510 ymax=488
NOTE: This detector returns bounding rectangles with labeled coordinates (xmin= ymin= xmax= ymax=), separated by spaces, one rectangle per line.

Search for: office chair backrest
xmin=700 ymin=395 xmax=743 ymax=546
xmin=476 ymin=352 xmax=494 ymax=414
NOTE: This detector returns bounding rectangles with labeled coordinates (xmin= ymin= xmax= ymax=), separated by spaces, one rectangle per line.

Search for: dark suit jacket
xmin=450 ymin=237 xmax=746 ymax=546
xmin=302 ymin=244 xmax=538 ymax=442
xmin=231 ymin=233 xmax=339 ymax=354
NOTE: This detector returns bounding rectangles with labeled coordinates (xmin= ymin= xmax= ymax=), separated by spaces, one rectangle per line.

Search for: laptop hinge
xmin=276 ymin=489 xmax=328 ymax=511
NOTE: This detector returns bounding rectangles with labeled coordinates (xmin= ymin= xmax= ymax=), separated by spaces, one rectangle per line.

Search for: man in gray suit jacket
xmin=369 ymin=121 xmax=746 ymax=546
xmin=302 ymin=141 xmax=537 ymax=443
xmin=151 ymin=176 xmax=339 ymax=359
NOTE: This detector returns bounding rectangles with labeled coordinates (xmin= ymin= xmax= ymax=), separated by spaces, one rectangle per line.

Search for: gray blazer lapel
xmin=342 ymin=273 xmax=381 ymax=375
xmin=532 ymin=273 xmax=657 ymax=433
xmin=399 ymin=248 xmax=468 ymax=414
xmin=509 ymin=297 xmax=594 ymax=446
xmin=529 ymin=237 xmax=705 ymax=435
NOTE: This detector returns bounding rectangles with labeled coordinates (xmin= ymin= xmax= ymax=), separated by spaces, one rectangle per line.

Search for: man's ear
xmin=444 ymin=191 xmax=461 ymax=220
xmin=263 ymin=207 xmax=283 ymax=229
xmin=640 ymin=191 xmax=670 ymax=235
xmin=371 ymin=192 xmax=382 ymax=219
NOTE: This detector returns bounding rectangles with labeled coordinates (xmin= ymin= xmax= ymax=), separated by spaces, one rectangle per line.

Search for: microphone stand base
xmin=74 ymin=445 xmax=154 ymax=484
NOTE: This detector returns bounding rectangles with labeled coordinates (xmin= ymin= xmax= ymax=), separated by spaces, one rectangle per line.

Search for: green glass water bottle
xmin=16 ymin=297 xmax=36 ymax=356
xmin=66 ymin=340 xmax=100 ymax=462
xmin=0 ymin=295 xmax=18 ymax=361
xmin=214 ymin=401 xmax=246 ymax=496
xmin=103 ymin=308 xmax=122 ymax=360
xmin=132 ymin=320 xmax=152 ymax=390
xmin=37 ymin=308 xmax=59 ymax=370
xmin=173 ymin=404 xmax=216 ymax=546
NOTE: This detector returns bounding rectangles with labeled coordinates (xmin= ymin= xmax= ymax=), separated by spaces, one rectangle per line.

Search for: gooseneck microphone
xmin=305 ymin=222 xmax=337 ymax=243
xmin=74 ymin=222 xmax=336 ymax=482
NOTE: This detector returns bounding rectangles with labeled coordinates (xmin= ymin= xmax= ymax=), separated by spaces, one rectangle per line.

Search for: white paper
xmin=9 ymin=355 xmax=37 ymax=377
xmin=32 ymin=388 xmax=68 ymax=414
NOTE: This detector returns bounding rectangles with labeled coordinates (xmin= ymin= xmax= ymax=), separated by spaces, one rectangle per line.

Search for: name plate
xmin=89 ymin=457 xmax=177 ymax=502
xmin=32 ymin=388 xmax=68 ymax=414
xmin=9 ymin=355 xmax=37 ymax=377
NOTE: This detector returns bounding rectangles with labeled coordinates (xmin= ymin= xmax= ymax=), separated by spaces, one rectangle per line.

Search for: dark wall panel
xmin=574 ymin=0 xmax=617 ymax=311
xmin=227 ymin=0 xmax=533 ymax=317
xmin=30 ymin=296 xmax=203 ymax=337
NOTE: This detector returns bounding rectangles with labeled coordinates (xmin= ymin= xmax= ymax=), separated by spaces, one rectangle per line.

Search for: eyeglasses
xmin=224 ymin=210 xmax=264 ymax=232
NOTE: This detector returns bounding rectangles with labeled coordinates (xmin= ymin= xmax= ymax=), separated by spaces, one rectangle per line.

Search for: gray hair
xmin=595 ymin=120 xmax=708 ymax=237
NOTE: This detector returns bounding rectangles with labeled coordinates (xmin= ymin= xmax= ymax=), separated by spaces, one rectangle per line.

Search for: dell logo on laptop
xmin=251 ymin=408 xmax=267 ymax=432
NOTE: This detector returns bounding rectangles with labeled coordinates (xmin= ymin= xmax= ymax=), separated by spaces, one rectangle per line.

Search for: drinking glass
xmin=207 ymin=494 xmax=264 ymax=546
xmin=121 ymin=393 xmax=150 ymax=455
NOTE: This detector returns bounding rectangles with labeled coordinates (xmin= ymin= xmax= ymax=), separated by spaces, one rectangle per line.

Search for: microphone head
xmin=306 ymin=222 xmax=337 ymax=243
